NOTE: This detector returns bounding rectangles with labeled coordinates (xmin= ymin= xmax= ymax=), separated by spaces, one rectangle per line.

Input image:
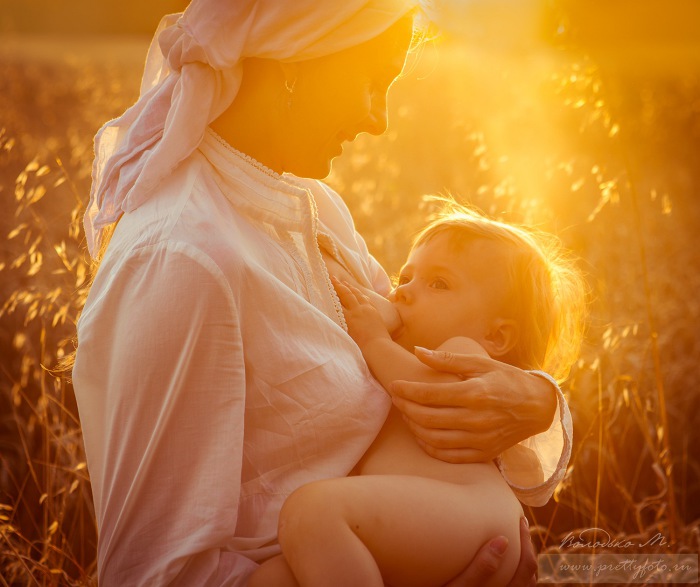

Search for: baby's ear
xmin=482 ymin=318 xmax=519 ymax=359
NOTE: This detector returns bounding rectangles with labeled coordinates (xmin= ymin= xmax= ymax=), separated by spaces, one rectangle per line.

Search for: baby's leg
xmin=278 ymin=474 xmax=522 ymax=587
xmin=247 ymin=554 xmax=299 ymax=587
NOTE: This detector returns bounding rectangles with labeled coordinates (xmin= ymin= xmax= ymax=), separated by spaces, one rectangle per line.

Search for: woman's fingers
xmin=413 ymin=346 xmax=494 ymax=376
xmin=392 ymin=364 xmax=557 ymax=453
xmin=444 ymin=517 xmax=537 ymax=587
xmin=398 ymin=416 xmax=499 ymax=461
xmin=417 ymin=443 xmax=490 ymax=464
xmin=390 ymin=349 xmax=560 ymax=466
xmin=390 ymin=378 xmax=503 ymax=411
xmin=390 ymin=380 xmax=525 ymax=458
xmin=389 ymin=379 xmax=466 ymax=407
xmin=398 ymin=417 xmax=490 ymax=447
xmin=443 ymin=535 xmax=510 ymax=586
xmin=390 ymin=396 xmax=492 ymax=432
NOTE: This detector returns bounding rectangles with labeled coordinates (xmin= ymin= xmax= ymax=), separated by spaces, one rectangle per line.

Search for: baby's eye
xmin=397 ymin=274 xmax=410 ymax=286
xmin=430 ymin=278 xmax=449 ymax=290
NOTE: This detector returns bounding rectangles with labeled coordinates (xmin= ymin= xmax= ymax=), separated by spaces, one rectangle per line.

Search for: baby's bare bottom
xmin=275 ymin=473 xmax=523 ymax=587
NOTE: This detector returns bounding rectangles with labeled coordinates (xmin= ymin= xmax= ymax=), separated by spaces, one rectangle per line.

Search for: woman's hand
xmin=444 ymin=517 xmax=537 ymax=587
xmin=389 ymin=347 xmax=558 ymax=463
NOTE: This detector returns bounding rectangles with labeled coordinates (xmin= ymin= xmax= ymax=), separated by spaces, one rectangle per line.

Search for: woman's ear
xmin=481 ymin=318 xmax=519 ymax=359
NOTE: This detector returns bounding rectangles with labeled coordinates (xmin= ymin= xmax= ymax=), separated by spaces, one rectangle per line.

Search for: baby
xmin=250 ymin=202 xmax=586 ymax=587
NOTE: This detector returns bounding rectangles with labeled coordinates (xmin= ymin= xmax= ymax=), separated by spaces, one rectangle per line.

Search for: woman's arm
xmin=390 ymin=349 xmax=571 ymax=506
xmin=389 ymin=350 xmax=557 ymax=462
xmin=74 ymin=243 xmax=256 ymax=585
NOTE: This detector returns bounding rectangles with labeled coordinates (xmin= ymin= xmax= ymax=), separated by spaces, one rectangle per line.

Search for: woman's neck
xmin=210 ymin=59 xmax=287 ymax=174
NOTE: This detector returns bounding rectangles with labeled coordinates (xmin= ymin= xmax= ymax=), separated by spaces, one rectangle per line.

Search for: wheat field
xmin=1 ymin=20 xmax=699 ymax=587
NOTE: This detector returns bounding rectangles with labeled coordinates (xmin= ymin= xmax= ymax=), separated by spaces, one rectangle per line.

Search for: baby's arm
xmin=333 ymin=279 xmax=487 ymax=391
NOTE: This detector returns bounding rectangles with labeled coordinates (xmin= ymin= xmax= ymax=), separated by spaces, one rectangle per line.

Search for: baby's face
xmin=389 ymin=233 xmax=511 ymax=351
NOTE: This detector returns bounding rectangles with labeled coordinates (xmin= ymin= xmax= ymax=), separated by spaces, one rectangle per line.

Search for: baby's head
xmin=391 ymin=201 xmax=587 ymax=381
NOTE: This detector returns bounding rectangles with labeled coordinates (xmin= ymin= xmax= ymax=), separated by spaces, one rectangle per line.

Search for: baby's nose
xmin=393 ymin=283 xmax=411 ymax=303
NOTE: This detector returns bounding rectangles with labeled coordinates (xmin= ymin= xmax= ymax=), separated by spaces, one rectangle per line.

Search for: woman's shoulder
xmin=100 ymin=158 xmax=244 ymax=281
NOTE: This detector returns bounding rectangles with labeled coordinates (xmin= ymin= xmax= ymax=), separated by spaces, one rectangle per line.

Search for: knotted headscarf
xmin=85 ymin=0 xmax=421 ymax=257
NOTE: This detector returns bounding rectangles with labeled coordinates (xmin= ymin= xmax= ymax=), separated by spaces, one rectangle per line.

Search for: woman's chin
xmin=282 ymin=142 xmax=342 ymax=178
xmin=286 ymin=157 xmax=334 ymax=179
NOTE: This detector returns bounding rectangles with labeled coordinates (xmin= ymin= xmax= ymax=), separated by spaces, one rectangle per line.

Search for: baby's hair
xmin=412 ymin=197 xmax=587 ymax=382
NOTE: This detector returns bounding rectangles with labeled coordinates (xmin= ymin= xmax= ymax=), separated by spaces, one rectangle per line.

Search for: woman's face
xmin=281 ymin=17 xmax=414 ymax=178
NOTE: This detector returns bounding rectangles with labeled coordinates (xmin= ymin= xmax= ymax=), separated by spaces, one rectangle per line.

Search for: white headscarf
xmin=85 ymin=0 xmax=420 ymax=257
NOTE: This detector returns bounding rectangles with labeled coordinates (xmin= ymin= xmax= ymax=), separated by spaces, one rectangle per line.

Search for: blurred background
xmin=1 ymin=0 xmax=188 ymax=34
xmin=1 ymin=1 xmax=699 ymax=584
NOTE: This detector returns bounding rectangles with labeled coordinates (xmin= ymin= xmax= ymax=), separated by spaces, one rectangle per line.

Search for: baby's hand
xmin=332 ymin=277 xmax=392 ymax=348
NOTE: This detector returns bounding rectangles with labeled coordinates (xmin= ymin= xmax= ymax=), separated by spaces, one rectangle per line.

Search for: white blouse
xmin=73 ymin=128 xmax=572 ymax=586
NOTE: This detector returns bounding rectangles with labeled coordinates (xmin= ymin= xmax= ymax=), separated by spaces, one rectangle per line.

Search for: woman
xmin=73 ymin=1 xmax=570 ymax=585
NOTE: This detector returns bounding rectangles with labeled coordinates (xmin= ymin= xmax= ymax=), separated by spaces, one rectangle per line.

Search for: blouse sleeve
xmin=74 ymin=241 xmax=256 ymax=586
xmin=495 ymin=371 xmax=573 ymax=507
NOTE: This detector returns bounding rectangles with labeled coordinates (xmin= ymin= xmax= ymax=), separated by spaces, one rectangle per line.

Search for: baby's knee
xmin=278 ymin=479 xmax=347 ymax=551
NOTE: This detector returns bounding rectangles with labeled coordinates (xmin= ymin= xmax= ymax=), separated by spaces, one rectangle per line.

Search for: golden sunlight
xmin=1 ymin=0 xmax=698 ymax=583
